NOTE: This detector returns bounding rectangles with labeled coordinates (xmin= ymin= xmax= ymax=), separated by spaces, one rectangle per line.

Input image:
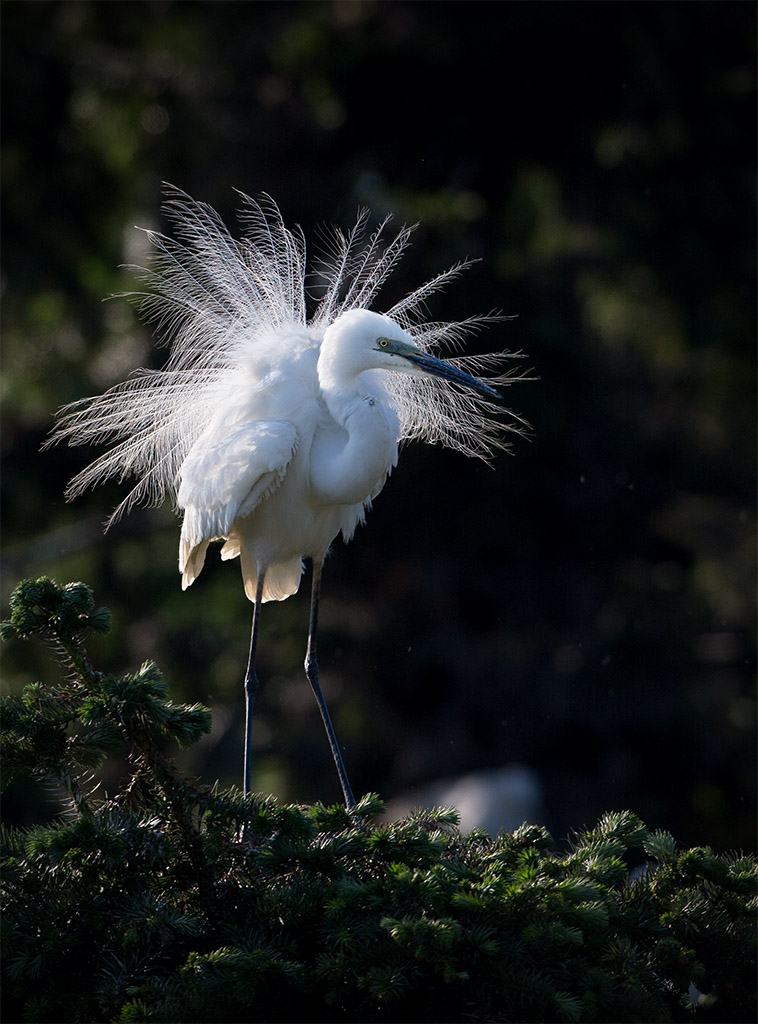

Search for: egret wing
xmin=178 ymin=419 xmax=298 ymax=586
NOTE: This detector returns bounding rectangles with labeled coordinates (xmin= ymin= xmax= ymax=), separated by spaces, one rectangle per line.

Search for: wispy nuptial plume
xmin=49 ymin=186 xmax=527 ymax=526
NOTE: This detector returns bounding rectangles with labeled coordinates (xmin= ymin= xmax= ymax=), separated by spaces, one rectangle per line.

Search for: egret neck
xmin=311 ymin=357 xmax=399 ymax=507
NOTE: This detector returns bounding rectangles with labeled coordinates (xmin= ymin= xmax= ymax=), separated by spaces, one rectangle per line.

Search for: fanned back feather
xmin=48 ymin=186 xmax=527 ymax=525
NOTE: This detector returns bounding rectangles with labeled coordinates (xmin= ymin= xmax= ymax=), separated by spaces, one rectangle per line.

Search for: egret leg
xmin=305 ymin=558 xmax=356 ymax=810
xmin=243 ymin=571 xmax=265 ymax=798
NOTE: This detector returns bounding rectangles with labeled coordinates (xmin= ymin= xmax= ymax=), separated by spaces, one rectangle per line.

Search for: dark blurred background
xmin=2 ymin=0 xmax=755 ymax=851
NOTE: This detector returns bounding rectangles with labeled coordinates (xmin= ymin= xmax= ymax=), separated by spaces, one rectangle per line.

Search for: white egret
xmin=49 ymin=187 xmax=527 ymax=808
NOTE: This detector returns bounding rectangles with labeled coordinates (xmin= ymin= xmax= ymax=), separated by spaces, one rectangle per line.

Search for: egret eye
xmin=377 ymin=338 xmax=389 ymax=349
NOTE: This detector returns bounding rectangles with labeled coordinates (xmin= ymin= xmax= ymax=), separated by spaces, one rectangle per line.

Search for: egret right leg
xmin=243 ymin=572 xmax=265 ymax=798
xmin=304 ymin=557 xmax=356 ymax=810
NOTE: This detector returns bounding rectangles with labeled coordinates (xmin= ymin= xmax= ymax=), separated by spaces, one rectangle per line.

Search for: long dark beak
xmin=400 ymin=351 xmax=500 ymax=398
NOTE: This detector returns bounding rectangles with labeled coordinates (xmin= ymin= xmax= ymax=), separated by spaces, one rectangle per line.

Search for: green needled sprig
xmin=2 ymin=578 xmax=756 ymax=1024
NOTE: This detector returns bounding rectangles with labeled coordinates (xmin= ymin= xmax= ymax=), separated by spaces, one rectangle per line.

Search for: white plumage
xmin=49 ymin=186 xmax=527 ymax=804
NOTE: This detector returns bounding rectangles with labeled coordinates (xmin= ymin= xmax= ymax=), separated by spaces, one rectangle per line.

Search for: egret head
xmin=324 ymin=308 xmax=499 ymax=398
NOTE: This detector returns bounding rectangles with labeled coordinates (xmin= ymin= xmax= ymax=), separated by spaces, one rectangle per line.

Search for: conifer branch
xmin=2 ymin=578 xmax=756 ymax=1023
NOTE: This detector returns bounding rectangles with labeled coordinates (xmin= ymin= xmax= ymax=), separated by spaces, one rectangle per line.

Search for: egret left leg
xmin=305 ymin=558 xmax=356 ymax=810
xmin=243 ymin=571 xmax=265 ymax=798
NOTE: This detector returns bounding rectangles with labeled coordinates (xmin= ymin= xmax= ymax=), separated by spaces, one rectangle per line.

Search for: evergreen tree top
xmin=2 ymin=578 xmax=756 ymax=1023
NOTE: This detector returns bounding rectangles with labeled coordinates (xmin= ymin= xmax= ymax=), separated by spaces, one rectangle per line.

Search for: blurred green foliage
xmin=1 ymin=2 xmax=755 ymax=851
